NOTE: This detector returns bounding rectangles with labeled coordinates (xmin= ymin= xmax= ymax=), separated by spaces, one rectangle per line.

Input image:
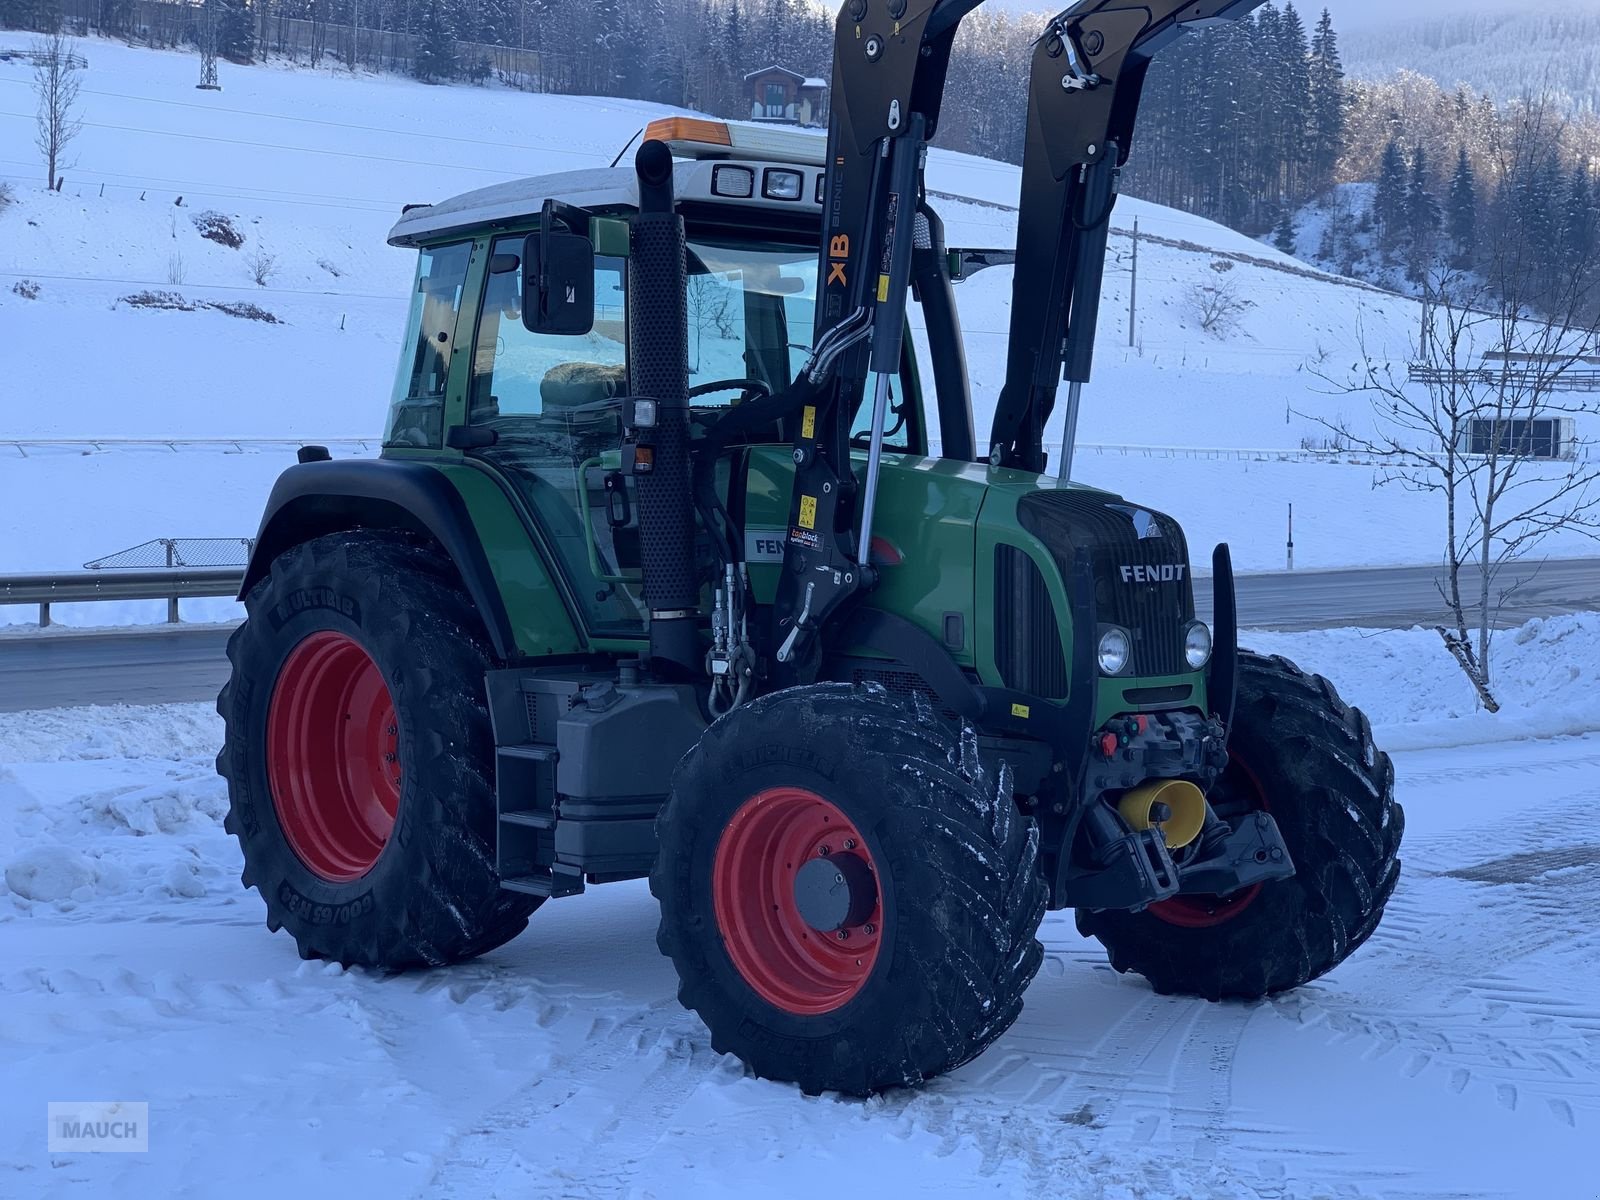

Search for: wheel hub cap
xmin=793 ymin=852 xmax=878 ymax=933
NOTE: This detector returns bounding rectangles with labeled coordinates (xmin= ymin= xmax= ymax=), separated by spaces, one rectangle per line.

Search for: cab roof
xmin=388 ymin=118 xmax=827 ymax=248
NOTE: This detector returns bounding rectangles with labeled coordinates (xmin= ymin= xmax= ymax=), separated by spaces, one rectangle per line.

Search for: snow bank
xmin=1246 ymin=611 xmax=1600 ymax=749
xmin=0 ymin=701 xmax=221 ymax=762
xmin=4 ymin=844 xmax=98 ymax=902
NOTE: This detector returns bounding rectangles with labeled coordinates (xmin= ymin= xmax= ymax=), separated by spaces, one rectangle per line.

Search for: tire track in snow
xmin=1273 ymin=744 xmax=1600 ymax=1132
xmin=426 ymin=995 xmax=710 ymax=1198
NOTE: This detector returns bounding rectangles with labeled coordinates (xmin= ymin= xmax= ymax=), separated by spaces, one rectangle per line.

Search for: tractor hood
xmin=741 ymin=450 xmax=1202 ymax=706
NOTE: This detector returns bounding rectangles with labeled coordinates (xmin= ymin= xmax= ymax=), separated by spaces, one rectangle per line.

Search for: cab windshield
xmin=465 ymin=233 xmax=918 ymax=448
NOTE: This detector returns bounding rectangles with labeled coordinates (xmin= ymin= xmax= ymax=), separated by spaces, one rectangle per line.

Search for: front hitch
xmin=1060 ymin=804 xmax=1296 ymax=913
xmin=1175 ymin=810 xmax=1295 ymax=897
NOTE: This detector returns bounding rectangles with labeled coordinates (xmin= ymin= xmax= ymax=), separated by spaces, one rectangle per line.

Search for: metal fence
xmin=83 ymin=538 xmax=255 ymax=570
xmin=1407 ymin=365 xmax=1600 ymax=393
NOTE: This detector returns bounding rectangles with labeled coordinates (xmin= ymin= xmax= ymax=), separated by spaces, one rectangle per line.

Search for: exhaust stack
xmin=629 ymin=141 xmax=699 ymax=675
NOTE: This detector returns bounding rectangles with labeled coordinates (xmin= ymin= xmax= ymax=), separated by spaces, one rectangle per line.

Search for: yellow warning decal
xmin=798 ymin=495 xmax=818 ymax=530
xmin=877 ymin=274 xmax=891 ymax=302
xmin=1010 ymin=703 xmax=1031 ymax=719
xmin=801 ymin=405 xmax=816 ymax=440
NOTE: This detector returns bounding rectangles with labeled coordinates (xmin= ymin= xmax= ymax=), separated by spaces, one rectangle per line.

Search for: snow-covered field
xmin=4 ymin=616 xmax=1600 ymax=1198
xmin=7 ymin=33 xmax=1597 ymax=594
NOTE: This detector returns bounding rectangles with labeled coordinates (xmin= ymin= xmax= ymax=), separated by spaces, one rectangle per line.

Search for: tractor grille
xmin=993 ymin=544 xmax=1069 ymax=699
xmin=1017 ymin=491 xmax=1194 ymax=679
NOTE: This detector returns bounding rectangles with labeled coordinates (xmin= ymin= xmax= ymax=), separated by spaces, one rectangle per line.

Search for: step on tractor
xmin=218 ymin=0 xmax=1403 ymax=1095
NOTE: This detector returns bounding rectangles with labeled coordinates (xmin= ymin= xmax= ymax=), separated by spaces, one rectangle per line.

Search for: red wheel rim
xmin=266 ymin=631 xmax=401 ymax=883
xmin=712 ymin=787 xmax=883 ymax=1016
xmin=1148 ymin=753 xmax=1270 ymax=929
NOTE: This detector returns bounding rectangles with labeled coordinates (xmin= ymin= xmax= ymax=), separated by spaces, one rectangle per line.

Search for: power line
xmin=0 ymin=166 xmax=400 ymax=214
xmin=0 ymin=107 xmax=531 ymax=178
xmin=0 ymin=75 xmax=620 ymax=162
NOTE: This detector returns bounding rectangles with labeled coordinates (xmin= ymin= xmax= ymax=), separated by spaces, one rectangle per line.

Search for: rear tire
xmin=216 ymin=532 xmax=538 ymax=969
xmin=652 ymin=684 xmax=1047 ymax=1095
xmin=1075 ymin=651 xmax=1403 ymax=999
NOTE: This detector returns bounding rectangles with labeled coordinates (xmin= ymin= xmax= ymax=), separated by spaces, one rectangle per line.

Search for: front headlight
xmin=1097 ymin=628 xmax=1131 ymax=676
xmin=1185 ymin=621 xmax=1213 ymax=669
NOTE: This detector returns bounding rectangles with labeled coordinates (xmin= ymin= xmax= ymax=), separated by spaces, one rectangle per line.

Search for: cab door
xmin=463 ymin=234 xmax=648 ymax=636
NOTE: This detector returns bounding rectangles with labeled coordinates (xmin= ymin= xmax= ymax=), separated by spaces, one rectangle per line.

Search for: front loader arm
xmin=773 ymin=0 xmax=985 ymax=672
xmin=988 ymin=0 xmax=1266 ymax=474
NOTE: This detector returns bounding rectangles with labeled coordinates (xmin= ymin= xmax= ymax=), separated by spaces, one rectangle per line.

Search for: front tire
xmin=652 ymin=685 xmax=1048 ymax=1095
xmin=216 ymin=533 xmax=538 ymax=969
xmin=1076 ymin=651 xmax=1403 ymax=999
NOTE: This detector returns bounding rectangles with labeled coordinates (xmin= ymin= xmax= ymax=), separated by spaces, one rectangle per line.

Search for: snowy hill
xmin=4 ymin=31 xmax=1581 ymax=597
xmin=1340 ymin=4 xmax=1600 ymax=114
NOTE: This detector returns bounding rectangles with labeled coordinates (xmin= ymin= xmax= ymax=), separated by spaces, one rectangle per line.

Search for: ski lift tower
xmin=198 ymin=0 xmax=222 ymax=91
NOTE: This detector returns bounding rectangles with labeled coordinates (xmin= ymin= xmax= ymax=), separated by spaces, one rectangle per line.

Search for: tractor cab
xmin=384 ymin=118 xmax=932 ymax=637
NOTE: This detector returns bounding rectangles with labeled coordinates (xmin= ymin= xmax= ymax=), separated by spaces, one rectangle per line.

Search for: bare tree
xmin=686 ymin=273 xmax=739 ymax=371
xmin=247 ymin=246 xmax=280 ymax=287
xmin=32 ymin=32 xmax=84 ymax=191
xmin=1188 ymin=278 xmax=1251 ymax=337
xmin=1309 ymin=265 xmax=1600 ymax=709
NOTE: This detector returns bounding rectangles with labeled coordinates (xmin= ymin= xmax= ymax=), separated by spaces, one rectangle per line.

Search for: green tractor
xmin=218 ymin=0 xmax=1402 ymax=1095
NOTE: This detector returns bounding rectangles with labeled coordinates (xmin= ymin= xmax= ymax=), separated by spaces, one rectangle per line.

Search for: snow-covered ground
xmin=4 ymin=616 xmax=1600 ymax=1198
xmin=8 ymin=32 xmax=1596 ymax=596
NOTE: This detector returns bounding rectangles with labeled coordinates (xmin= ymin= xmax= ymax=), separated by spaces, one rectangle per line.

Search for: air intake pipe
xmin=629 ymin=140 xmax=700 ymax=676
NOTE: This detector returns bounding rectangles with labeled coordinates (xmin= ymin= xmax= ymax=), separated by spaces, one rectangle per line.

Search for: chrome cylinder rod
xmin=857 ymin=369 xmax=894 ymax=566
xmin=1057 ymin=380 xmax=1084 ymax=482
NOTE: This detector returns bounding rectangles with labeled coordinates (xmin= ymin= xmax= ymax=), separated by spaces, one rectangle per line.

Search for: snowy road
xmin=5 ymin=556 xmax=1598 ymax=712
xmin=4 ymin=688 xmax=1599 ymax=1198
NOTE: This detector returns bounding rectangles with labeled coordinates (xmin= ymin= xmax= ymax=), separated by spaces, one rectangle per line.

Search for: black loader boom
xmin=774 ymin=0 xmax=986 ymax=672
xmin=988 ymin=0 xmax=1269 ymax=474
xmin=776 ymin=0 xmax=1268 ymax=666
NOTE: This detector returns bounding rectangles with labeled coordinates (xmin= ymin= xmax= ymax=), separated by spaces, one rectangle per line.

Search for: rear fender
xmin=240 ymin=458 xmax=582 ymax=661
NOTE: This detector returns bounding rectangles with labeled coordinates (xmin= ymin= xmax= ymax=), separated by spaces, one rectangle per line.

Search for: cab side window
xmin=470 ymin=241 xmax=627 ymax=423
xmin=386 ymin=241 xmax=472 ymax=448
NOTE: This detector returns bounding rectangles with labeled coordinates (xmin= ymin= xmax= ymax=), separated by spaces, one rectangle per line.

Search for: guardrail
xmin=2 ymin=437 xmax=380 ymax=457
xmin=0 ymin=568 xmax=245 ymax=627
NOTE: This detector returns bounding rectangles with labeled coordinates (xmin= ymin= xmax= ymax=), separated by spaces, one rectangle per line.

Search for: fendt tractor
xmin=218 ymin=0 xmax=1403 ymax=1094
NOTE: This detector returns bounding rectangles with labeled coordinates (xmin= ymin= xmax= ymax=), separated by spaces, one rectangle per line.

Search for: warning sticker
xmin=801 ymin=405 xmax=816 ymax=440
xmin=1010 ymin=703 xmax=1031 ymax=719
xmin=798 ymin=494 xmax=818 ymax=530
xmin=877 ymin=274 xmax=891 ymax=303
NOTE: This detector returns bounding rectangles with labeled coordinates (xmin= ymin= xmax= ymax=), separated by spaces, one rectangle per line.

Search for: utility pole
xmin=198 ymin=0 xmax=222 ymax=91
xmin=1287 ymin=502 xmax=1295 ymax=571
xmin=1128 ymin=216 xmax=1139 ymax=349
xmin=1419 ymin=277 xmax=1439 ymax=367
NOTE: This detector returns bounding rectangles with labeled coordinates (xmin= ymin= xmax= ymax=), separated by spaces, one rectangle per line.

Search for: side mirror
xmin=523 ymin=202 xmax=595 ymax=335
